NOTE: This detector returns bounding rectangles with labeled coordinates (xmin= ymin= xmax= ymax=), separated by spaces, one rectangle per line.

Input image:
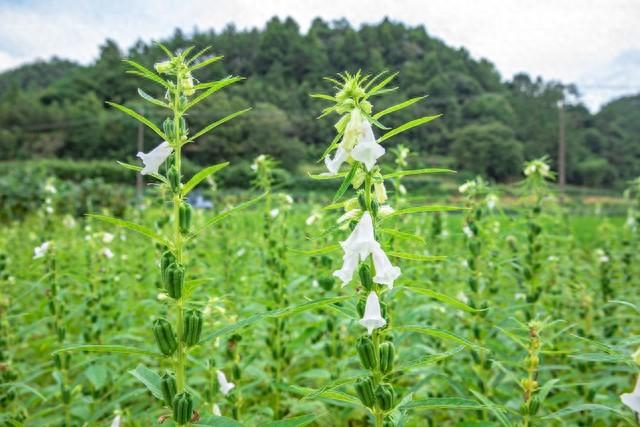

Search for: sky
xmin=0 ymin=0 xmax=638 ymax=111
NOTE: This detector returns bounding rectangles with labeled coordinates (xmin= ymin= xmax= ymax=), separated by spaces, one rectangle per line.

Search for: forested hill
xmin=0 ymin=17 xmax=637 ymax=187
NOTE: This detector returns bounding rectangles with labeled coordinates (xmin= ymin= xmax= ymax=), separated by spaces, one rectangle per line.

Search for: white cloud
xmin=0 ymin=0 xmax=638 ymax=109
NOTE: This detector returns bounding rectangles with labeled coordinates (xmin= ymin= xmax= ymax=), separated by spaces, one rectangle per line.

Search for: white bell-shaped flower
xmin=359 ymin=292 xmax=386 ymax=334
xmin=110 ymin=415 xmax=121 ymax=427
xmin=340 ymin=211 xmax=377 ymax=260
xmin=137 ymin=141 xmax=173 ymax=175
xmin=217 ymin=370 xmax=235 ymax=396
xmin=621 ymin=375 xmax=640 ymax=414
xmin=351 ymin=120 xmax=385 ymax=171
xmin=333 ymin=252 xmax=359 ymax=285
xmin=324 ymin=146 xmax=350 ymax=175
xmin=371 ymin=245 xmax=401 ymax=288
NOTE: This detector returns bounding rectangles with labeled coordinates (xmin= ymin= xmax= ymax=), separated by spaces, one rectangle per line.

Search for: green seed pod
xmin=232 ymin=362 xmax=241 ymax=380
xmin=167 ymin=167 xmax=181 ymax=193
xmin=162 ymin=118 xmax=174 ymax=140
xmin=172 ymin=391 xmax=193 ymax=425
xmin=375 ymin=383 xmax=395 ymax=411
xmin=153 ymin=319 xmax=177 ymax=356
xmin=161 ymin=251 xmax=176 ymax=278
xmin=356 ymin=298 xmax=366 ymax=318
xmin=358 ymin=264 xmax=373 ymax=291
xmin=357 ymin=191 xmax=366 ymax=210
xmin=164 ymin=263 xmax=185 ymax=299
xmin=160 ymin=372 xmax=177 ymax=407
xmin=379 ymin=342 xmax=395 ymax=374
xmin=60 ymin=383 xmax=71 ymax=404
xmin=183 ymin=309 xmax=202 ymax=347
xmin=179 ymin=202 xmax=193 ymax=234
xmin=529 ymin=395 xmax=540 ymax=415
xmin=371 ymin=200 xmax=380 ymax=217
xmin=356 ymin=336 xmax=377 ymax=370
xmin=355 ymin=377 xmax=375 ymax=408
xmin=318 ymin=276 xmax=335 ymax=291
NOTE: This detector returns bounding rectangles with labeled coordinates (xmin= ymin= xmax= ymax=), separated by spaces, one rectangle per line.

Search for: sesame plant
xmin=52 ymin=45 xmax=263 ymax=425
xmin=309 ymin=71 xmax=482 ymax=426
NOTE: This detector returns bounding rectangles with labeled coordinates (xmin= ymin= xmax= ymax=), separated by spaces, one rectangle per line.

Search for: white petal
xmin=333 ymin=252 xmax=359 ymax=285
xmin=621 ymin=392 xmax=640 ymax=414
xmin=372 ymin=245 xmax=401 ymax=288
xmin=110 ymin=415 xmax=122 ymax=427
xmin=324 ymin=146 xmax=349 ymax=175
xmin=352 ymin=139 xmax=385 ymax=171
xmin=137 ymin=141 xmax=173 ymax=175
xmin=217 ymin=370 xmax=235 ymax=396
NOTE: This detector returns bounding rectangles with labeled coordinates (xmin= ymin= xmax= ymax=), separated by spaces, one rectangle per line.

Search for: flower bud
xmin=183 ymin=309 xmax=203 ymax=346
xmin=179 ymin=202 xmax=193 ymax=234
xmin=379 ymin=341 xmax=395 ymax=374
xmin=172 ymin=391 xmax=193 ymax=425
xmin=355 ymin=377 xmax=375 ymax=408
xmin=155 ymin=61 xmax=172 ymax=74
xmin=164 ymin=263 xmax=185 ymax=299
xmin=153 ymin=318 xmax=177 ymax=356
xmin=160 ymin=372 xmax=177 ymax=407
xmin=375 ymin=383 xmax=395 ymax=411
xmin=356 ymin=336 xmax=377 ymax=370
xmin=358 ymin=264 xmax=373 ymax=291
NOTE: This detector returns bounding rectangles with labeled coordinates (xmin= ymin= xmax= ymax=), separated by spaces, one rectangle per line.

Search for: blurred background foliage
xmin=0 ymin=17 xmax=638 ymax=192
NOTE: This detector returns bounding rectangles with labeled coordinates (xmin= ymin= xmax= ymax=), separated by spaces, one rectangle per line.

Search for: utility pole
xmin=558 ymin=101 xmax=566 ymax=189
xmin=136 ymin=121 xmax=144 ymax=200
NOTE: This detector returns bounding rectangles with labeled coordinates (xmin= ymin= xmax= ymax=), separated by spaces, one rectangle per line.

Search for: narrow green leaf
xmin=115 ymin=161 xmax=167 ymax=183
xmin=362 ymin=70 xmax=389 ymax=91
xmin=333 ymin=163 xmax=358 ymax=203
xmin=383 ymin=205 xmax=466 ymax=219
xmin=184 ymin=278 xmax=214 ymax=299
xmin=365 ymin=72 xmax=398 ymax=99
xmin=402 ymin=287 xmax=485 ymax=312
xmin=183 ymin=76 xmax=244 ymax=112
xmin=187 ymin=46 xmax=211 ymax=65
xmin=307 ymin=171 xmax=347 ymax=180
xmin=187 ymin=193 xmax=267 ymax=241
xmin=195 ymin=416 xmax=245 ymax=427
xmin=401 ymin=397 xmax=484 ymax=411
xmin=190 ymin=108 xmax=251 ymax=141
xmin=189 ymin=55 xmax=224 ymax=72
xmin=53 ymin=344 xmax=164 ymax=358
xmin=137 ymin=88 xmax=169 ymax=108
xmin=394 ymin=325 xmax=483 ymax=349
xmin=544 ymin=404 xmax=635 ymax=425
xmin=379 ymin=228 xmax=425 ymax=244
xmin=285 ymin=384 xmax=360 ymax=406
xmin=124 ymin=60 xmax=172 ymax=90
xmin=262 ymin=415 xmax=316 ymax=427
xmin=128 ymin=364 xmax=163 ymax=400
xmin=318 ymin=131 xmax=344 ymax=162
xmin=87 ymin=214 xmax=170 ymax=247
xmin=106 ymin=102 xmax=167 ymax=141
xmin=373 ymin=96 xmax=427 ymax=120
xmin=182 ymin=162 xmax=229 ymax=195
xmin=268 ymin=296 xmax=351 ymax=319
xmin=310 ymin=93 xmax=337 ymax=102
xmin=289 ymin=245 xmax=341 ymax=256
xmin=387 ymin=252 xmax=446 ymax=262
xmin=382 ymin=168 xmax=456 ymax=179
xmin=155 ymin=42 xmax=174 ymax=58
xmin=469 ymin=390 xmax=513 ymax=427
xmin=395 ymin=346 xmax=464 ymax=372
xmin=378 ymin=115 xmax=442 ymax=143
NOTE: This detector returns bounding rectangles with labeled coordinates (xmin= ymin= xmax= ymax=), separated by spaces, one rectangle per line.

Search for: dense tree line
xmin=0 ymin=17 xmax=637 ymax=187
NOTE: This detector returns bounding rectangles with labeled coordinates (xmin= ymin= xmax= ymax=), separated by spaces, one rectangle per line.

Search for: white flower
xmin=110 ymin=415 xmax=121 ymax=427
xmin=284 ymin=194 xmax=294 ymax=205
xmin=458 ymin=181 xmax=472 ymax=194
xmin=212 ymin=404 xmax=222 ymax=416
xmin=312 ymin=279 xmax=319 ymax=288
xmin=359 ymin=292 xmax=386 ymax=334
xmin=33 ymin=241 xmax=51 ymax=259
xmin=595 ymin=248 xmax=609 ymax=264
xmin=457 ymin=291 xmax=469 ymax=304
xmin=217 ymin=370 xmax=235 ymax=396
xmin=398 ymin=184 xmax=407 ymax=195
xmin=351 ymin=137 xmax=385 ymax=172
xmin=44 ymin=182 xmax=57 ymax=194
xmin=305 ymin=212 xmax=321 ymax=226
xmin=378 ymin=205 xmax=395 ymax=217
xmin=337 ymin=208 xmax=361 ymax=224
xmin=324 ymin=146 xmax=350 ymax=175
xmin=102 ymin=248 xmax=114 ymax=259
xmin=334 ymin=252 xmax=360 ymax=285
xmin=63 ymin=215 xmax=76 ymax=228
xmin=270 ymin=208 xmax=280 ymax=218
xmin=621 ymin=375 xmax=640 ymax=414
xmin=102 ymin=232 xmax=115 ymax=244
xmin=137 ymin=141 xmax=173 ymax=175
xmin=463 ymin=225 xmax=474 ymax=238
xmin=486 ymin=194 xmax=498 ymax=210
xmin=374 ymin=182 xmax=388 ymax=204
xmin=340 ymin=212 xmax=377 ymax=260
xmin=515 ymin=293 xmax=527 ymax=301
xmin=371 ymin=245 xmax=401 ymax=289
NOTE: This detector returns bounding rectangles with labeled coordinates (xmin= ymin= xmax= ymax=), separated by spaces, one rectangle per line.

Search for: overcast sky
xmin=0 ymin=0 xmax=638 ymax=110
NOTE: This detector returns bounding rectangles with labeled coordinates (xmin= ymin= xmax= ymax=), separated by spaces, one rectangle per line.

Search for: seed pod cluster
xmin=172 ymin=391 xmax=193 ymax=425
xmin=183 ymin=309 xmax=203 ymax=346
xmin=356 ymin=336 xmax=377 ymax=370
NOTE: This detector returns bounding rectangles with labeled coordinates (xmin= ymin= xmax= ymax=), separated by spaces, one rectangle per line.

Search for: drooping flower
xmin=217 ymin=370 xmax=235 ymax=396
xmin=351 ymin=129 xmax=385 ymax=171
xmin=334 ymin=252 xmax=360 ymax=285
xmin=371 ymin=245 xmax=401 ymax=288
xmin=212 ymin=404 xmax=222 ymax=416
xmin=374 ymin=181 xmax=388 ymax=204
xmin=359 ymin=292 xmax=386 ymax=334
xmin=325 ymin=146 xmax=350 ymax=175
xmin=102 ymin=248 xmax=114 ymax=259
xmin=339 ymin=212 xmax=377 ymax=261
xmin=621 ymin=375 xmax=640 ymax=414
xmin=33 ymin=241 xmax=51 ymax=259
xmin=110 ymin=414 xmax=122 ymax=427
xmin=102 ymin=232 xmax=115 ymax=244
xmin=270 ymin=208 xmax=280 ymax=218
xmin=137 ymin=142 xmax=173 ymax=175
